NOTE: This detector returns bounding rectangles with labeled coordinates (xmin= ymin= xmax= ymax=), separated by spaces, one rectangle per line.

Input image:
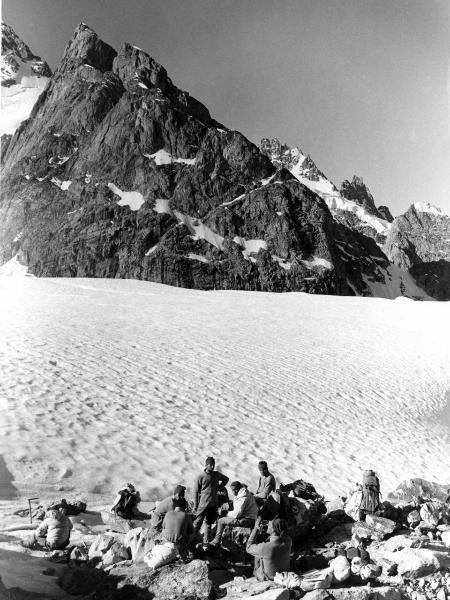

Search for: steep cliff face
xmin=0 ymin=25 xmax=429 ymax=299
xmin=384 ymin=203 xmax=450 ymax=299
xmin=1 ymin=22 xmax=52 ymax=135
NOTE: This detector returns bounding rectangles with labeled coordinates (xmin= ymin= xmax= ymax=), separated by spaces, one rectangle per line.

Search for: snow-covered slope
xmin=0 ymin=277 xmax=448 ymax=502
xmin=1 ymin=22 xmax=51 ymax=135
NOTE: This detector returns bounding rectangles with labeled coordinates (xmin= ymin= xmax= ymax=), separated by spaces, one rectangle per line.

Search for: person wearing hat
xmin=193 ymin=457 xmax=229 ymax=546
xmin=111 ymin=483 xmax=142 ymax=519
xmin=210 ymin=481 xmax=258 ymax=547
xmin=150 ymin=484 xmax=188 ymax=535
xmin=255 ymin=461 xmax=276 ymax=506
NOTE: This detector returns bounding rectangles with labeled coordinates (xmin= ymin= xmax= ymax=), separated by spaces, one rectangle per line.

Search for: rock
xmin=395 ymin=548 xmax=445 ymax=578
xmin=324 ymin=523 xmax=354 ymax=544
xmin=116 ymin=558 xmax=213 ymax=600
xmin=223 ymin=576 xmax=279 ymax=597
xmin=365 ymin=515 xmax=396 ymax=537
xmin=437 ymin=589 xmax=446 ymax=600
xmin=220 ymin=524 xmax=252 ymax=554
xmin=238 ymin=589 xmax=289 ymax=600
xmin=353 ymin=520 xmax=385 ymax=542
xmin=376 ymin=556 xmax=398 ymax=576
xmin=303 ymin=586 xmax=403 ymax=600
xmin=420 ymin=502 xmax=444 ymax=527
xmin=441 ymin=531 xmax=450 ymax=547
xmin=340 ymin=176 xmax=384 ymax=219
xmin=407 ymin=510 xmax=422 ymax=528
xmin=88 ymin=532 xmax=124 ymax=563
xmin=101 ymin=540 xmax=129 ymax=566
xmin=124 ymin=526 xmax=155 ymax=563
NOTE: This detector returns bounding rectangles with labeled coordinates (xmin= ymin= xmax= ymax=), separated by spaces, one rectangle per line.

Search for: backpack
xmin=116 ymin=489 xmax=136 ymax=516
xmin=360 ymin=470 xmax=380 ymax=515
xmin=292 ymin=480 xmax=321 ymax=502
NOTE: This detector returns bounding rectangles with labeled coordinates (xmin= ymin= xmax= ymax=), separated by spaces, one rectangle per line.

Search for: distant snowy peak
xmin=413 ymin=202 xmax=444 ymax=217
xmin=260 ymin=138 xmax=391 ymax=239
xmin=1 ymin=22 xmax=52 ymax=136
xmin=1 ymin=22 xmax=51 ymax=85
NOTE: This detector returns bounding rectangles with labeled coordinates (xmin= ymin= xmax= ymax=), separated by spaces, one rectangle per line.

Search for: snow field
xmin=0 ymin=277 xmax=449 ymax=505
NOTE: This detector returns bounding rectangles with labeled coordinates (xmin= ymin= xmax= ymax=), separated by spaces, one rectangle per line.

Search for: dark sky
xmin=3 ymin=0 xmax=449 ymax=215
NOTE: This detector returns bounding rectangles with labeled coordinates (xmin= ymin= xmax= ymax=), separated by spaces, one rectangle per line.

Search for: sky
xmin=2 ymin=0 xmax=449 ymax=216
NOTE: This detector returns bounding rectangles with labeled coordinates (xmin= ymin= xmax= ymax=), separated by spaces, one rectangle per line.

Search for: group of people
xmin=22 ymin=457 xmax=306 ymax=582
xmin=112 ymin=457 xmax=291 ymax=578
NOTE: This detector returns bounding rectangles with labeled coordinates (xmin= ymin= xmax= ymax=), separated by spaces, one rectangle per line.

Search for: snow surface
xmin=108 ymin=182 xmax=146 ymax=211
xmin=144 ymin=149 xmax=196 ymax=166
xmin=0 ymin=74 xmax=48 ymax=135
xmin=0 ymin=254 xmax=32 ymax=277
xmin=0 ymin=277 xmax=448 ymax=504
xmin=413 ymin=202 xmax=444 ymax=216
xmin=50 ymin=178 xmax=72 ymax=191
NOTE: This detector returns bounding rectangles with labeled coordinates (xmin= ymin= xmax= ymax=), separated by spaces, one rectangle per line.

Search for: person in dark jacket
xmin=162 ymin=499 xmax=194 ymax=551
xmin=246 ymin=517 xmax=292 ymax=581
xmin=193 ymin=456 xmax=229 ymax=546
xmin=255 ymin=461 xmax=276 ymax=505
xmin=150 ymin=485 xmax=187 ymax=535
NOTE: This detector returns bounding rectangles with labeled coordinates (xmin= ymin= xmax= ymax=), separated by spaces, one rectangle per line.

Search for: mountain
xmin=260 ymin=138 xmax=391 ymax=244
xmin=1 ymin=22 xmax=52 ymax=136
xmin=0 ymin=24 xmax=432 ymax=299
xmin=385 ymin=203 xmax=450 ymax=300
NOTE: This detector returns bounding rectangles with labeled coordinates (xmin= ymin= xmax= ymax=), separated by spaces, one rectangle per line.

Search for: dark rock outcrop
xmin=384 ymin=204 xmax=450 ymax=299
xmin=1 ymin=22 xmax=52 ymax=85
xmin=340 ymin=176 xmax=383 ymax=219
xmin=378 ymin=205 xmax=394 ymax=223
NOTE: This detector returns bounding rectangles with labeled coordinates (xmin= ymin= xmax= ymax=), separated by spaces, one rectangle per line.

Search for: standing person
xmin=150 ymin=485 xmax=187 ymax=535
xmin=193 ymin=457 xmax=229 ymax=547
xmin=246 ymin=517 xmax=292 ymax=581
xmin=255 ymin=461 xmax=276 ymax=505
xmin=210 ymin=481 xmax=258 ymax=547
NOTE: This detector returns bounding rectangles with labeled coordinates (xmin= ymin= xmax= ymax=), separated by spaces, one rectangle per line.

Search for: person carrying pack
xmin=360 ymin=470 xmax=381 ymax=518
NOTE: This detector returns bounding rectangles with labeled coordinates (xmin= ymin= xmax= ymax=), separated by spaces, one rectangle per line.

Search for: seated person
xmin=150 ymin=485 xmax=187 ymax=535
xmin=246 ymin=516 xmax=292 ymax=581
xmin=22 ymin=508 xmax=73 ymax=550
xmin=162 ymin=499 xmax=194 ymax=551
xmin=210 ymin=481 xmax=258 ymax=547
xmin=111 ymin=483 xmax=142 ymax=519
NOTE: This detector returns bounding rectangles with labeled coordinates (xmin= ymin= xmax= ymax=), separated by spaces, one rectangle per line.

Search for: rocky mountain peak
xmin=1 ymin=21 xmax=51 ymax=85
xmin=56 ymin=22 xmax=117 ymax=74
xmin=377 ymin=205 xmax=393 ymax=223
xmin=340 ymin=175 xmax=382 ymax=218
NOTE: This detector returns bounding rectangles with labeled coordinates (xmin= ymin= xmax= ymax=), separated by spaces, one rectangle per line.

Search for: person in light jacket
xmin=23 ymin=508 xmax=73 ymax=550
xmin=210 ymin=481 xmax=258 ymax=547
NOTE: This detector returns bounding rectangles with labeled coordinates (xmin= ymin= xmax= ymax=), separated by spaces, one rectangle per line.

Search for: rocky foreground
xmin=1 ymin=478 xmax=450 ymax=600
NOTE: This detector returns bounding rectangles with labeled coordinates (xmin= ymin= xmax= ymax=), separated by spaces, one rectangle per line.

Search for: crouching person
xmin=246 ymin=517 xmax=291 ymax=581
xmin=22 ymin=508 xmax=73 ymax=550
xmin=111 ymin=483 xmax=142 ymax=519
xmin=144 ymin=500 xmax=193 ymax=569
xmin=210 ymin=481 xmax=258 ymax=547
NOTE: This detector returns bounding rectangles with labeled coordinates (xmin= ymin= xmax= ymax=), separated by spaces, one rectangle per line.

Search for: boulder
xmin=303 ymin=586 xmax=403 ymax=600
xmin=441 ymin=531 xmax=450 ymax=547
xmin=124 ymin=527 xmax=155 ymax=563
xmin=324 ymin=523 xmax=354 ymax=544
xmin=222 ymin=576 xmax=279 ymax=597
xmin=102 ymin=540 xmax=129 ymax=566
xmin=88 ymin=533 xmax=117 ymax=561
xmin=239 ymin=589 xmax=289 ymax=600
xmin=395 ymin=548 xmax=448 ymax=578
xmin=407 ymin=510 xmax=421 ymax=528
xmin=221 ymin=525 xmax=252 ymax=554
xmin=116 ymin=558 xmax=213 ymax=600
xmin=365 ymin=515 xmax=396 ymax=537
xmin=353 ymin=521 xmax=385 ymax=542
xmin=420 ymin=502 xmax=443 ymax=527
